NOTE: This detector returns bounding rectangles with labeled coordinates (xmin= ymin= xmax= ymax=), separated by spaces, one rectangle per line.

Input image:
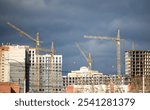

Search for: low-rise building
xmin=63 ymin=67 xmax=128 ymax=93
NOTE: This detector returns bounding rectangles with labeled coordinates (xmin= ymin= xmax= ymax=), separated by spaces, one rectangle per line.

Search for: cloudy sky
xmin=0 ymin=0 xmax=150 ymax=75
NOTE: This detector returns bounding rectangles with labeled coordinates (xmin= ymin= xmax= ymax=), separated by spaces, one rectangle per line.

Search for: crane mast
xmin=87 ymin=53 xmax=92 ymax=71
xmin=35 ymin=32 xmax=40 ymax=91
xmin=84 ymin=29 xmax=121 ymax=79
xmin=50 ymin=42 xmax=55 ymax=92
xmin=116 ymin=30 xmax=121 ymax=79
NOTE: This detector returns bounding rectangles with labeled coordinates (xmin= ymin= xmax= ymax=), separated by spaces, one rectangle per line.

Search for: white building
xmin=68 ymin=66 xmax=103 ymax=77
xmin=63 ymin=67 xmax=128 ymax=93
xmin=0 ymin=45 xmax=29 ymax=93
xmin=29 ymin=48 xmax=63 ymax=93
xmin=63 ymin=67 xmax=105 ymax=92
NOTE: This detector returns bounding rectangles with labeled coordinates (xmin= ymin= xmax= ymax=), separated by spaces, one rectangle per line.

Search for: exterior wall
xmin=125 ymin=50 xmax=150 ymax=76
xmin=63 ymin=75 xmax=110 ymax=92
xmin=28 ymin=48 xmax=36 ymax=91
xmin=0 ymin=46 xmax=9 ymax=82
xmin=125 ymin=50 xmax=150 ymax=92
xmin=63 ymin=67 xmax=107 ymax=92
xmin=0 ymin=45 xmax=29 ymax=93
xmin=40 ymin=54 xmax=63 ymax=93
xmin=63 ymin=67 xmax=127 ymax=93
xmin=68 ymin=66 xmax=103 ymax=77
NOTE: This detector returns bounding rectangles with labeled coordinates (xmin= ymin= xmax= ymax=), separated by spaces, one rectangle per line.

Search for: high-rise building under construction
xmin=125 ymin=50 xmax=150 ymax=76
xmin=29 ymin=48 xmax=63 ymax=93
xmin=125 ymin=50 xmax=150 ymax=92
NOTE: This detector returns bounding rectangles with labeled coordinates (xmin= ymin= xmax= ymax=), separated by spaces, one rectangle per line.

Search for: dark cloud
xmin=0 ymin=0 xmax=150 ymax=74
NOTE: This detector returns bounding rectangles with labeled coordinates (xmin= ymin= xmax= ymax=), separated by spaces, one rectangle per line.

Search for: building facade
xmin=125 ymin=50 xmax=150 ymax=92
xmin=28 ymin=48 xmax=63 ymax=93
xmin=63 ymin=67 xmax=128 ymax=93
xmin=125 ymin=50 xmax=150 ymax=76
xmin=0 ymin=45 xmax=29 ymax=93
xmin=63 ymin=67 xmax=107 ymax=92
xmin=0 ymin=44 xmax=63 ymax=93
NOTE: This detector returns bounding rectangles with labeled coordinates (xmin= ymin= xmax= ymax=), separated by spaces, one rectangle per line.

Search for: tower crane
xmin=75 ymin=42 xmax=95 ymax=92
xmin=49 ymin=42 xmax=55 ymax=93
xmin=84 ymin=29 xmax=121 ymax=80
xmin=38 ymin=42 xmax=58 ymax=93
xmin=7 ymin=22 xmax=42 ymax=91
xmin=75 ymin=42 xmax=92 ymax=70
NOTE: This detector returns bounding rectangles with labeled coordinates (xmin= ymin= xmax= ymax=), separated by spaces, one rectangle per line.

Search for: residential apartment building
xmin=0 ymin=45 xmax=29 ymax=93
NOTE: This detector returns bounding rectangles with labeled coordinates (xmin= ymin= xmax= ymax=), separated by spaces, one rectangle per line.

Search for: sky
xmin=0 ymin=0 xmax=150 ymax=75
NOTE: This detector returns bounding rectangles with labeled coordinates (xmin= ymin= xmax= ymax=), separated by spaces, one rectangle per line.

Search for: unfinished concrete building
xmin=28 ymin=48 xmax=63 ymax=93
xmin=125 ymin=50 xmax=150 ymax=92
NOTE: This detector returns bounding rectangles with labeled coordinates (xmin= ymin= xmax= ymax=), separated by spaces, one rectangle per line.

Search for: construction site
xmin=0 ymin=22 xmax=150 ymax=93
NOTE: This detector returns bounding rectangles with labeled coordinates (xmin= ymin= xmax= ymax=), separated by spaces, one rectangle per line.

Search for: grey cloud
xmin=0 ymin=0 xmax=150 ymax=74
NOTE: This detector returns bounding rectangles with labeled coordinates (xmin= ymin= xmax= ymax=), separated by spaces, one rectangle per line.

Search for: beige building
xmin=63 ymin=67 xmax=128 ymax=93
xmin=63 ymin=67 xmax=107 ymax=92
xmin=0 ymin=45 xmax=29 ymax=92
xmin=67 ymin=66 xmax=103 ymax=77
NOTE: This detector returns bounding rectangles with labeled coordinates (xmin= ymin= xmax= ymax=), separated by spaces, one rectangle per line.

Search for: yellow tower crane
xmin=75 ymin=42 xmax=94 ymax=92
xmin=50 ymin=42 xmax=55 ymax=93
xmin=84 ymin=29 xmax=121 ymax=80
xmin=7 ymin=22 xmax=42 ymax=91
xmin=75 ymin=42 xmax=92 ymax=71
xmin=38 ymin=42 xmax=57 ymax=93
